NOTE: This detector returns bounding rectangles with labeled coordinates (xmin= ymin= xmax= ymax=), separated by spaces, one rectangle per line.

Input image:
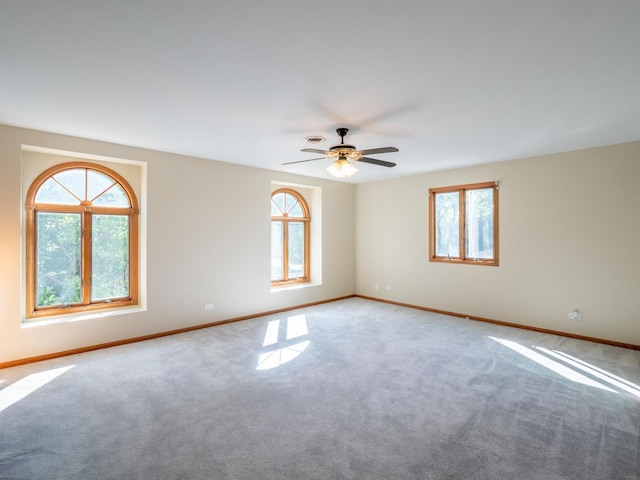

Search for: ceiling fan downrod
xmin=336 ymin=127 xmax=349 ymax=144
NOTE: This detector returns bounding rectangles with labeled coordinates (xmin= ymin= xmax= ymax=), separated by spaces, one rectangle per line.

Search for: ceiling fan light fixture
xmin=283 ymin=127 xmax=398 ymax=177
xmin=327 ymin=158 xmax=358 ymax=178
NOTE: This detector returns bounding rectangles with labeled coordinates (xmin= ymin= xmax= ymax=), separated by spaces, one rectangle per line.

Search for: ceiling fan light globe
xmin=327 ymin=159 xmax=358 ymax=178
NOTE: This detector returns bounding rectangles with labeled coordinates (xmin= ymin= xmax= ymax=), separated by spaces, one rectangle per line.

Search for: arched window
xmin=25 ymin=162 xmax=139 ymax=318
xmin=271 ymin=189 xmax=310 ymax=285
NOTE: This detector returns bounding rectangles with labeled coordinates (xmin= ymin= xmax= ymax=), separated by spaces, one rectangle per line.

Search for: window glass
xmin=87 ymin=169 xmax=117 ymax=202
xmin=91 ymin=215 xmax=130 ymax=301
xmin=435 ymin=191 xmax=460 ymax=257
xmin=35 ymin=212 xmax=82 ymax=307
xmin=271 ymin=199 xmax=281 ymax=216
xmin=272 ymin=193 xmax=285 ymax=214
xmin=35 ymin=178 xmax=80 ymax=204
xmin=465 ymin=188 xmax=494 ymax=259
xmin=53 ymin=169 xmax=85 ymax=201
xmin=271 ymin=221 xmax=283 ymax=281
xmin=93 ymin=184 xmax=130 ymax=207
xmin=430 ymin=182 xmax=498 ymax=266
xmin=288 ymin=202 xmax=304 ymax=217
xmin=283 ymin=194 xmax=295 ymax=213
xmin=288 ymin=222 xmax=305 ymax=278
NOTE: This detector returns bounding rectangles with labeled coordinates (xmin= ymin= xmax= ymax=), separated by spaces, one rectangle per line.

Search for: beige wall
xmin=355 ymin=142 xmax=640 ymax=345
xmin=2 ymin=123 xmax=638 ymax=364
xmin=0 ymin=124 xmax=355 ymax=364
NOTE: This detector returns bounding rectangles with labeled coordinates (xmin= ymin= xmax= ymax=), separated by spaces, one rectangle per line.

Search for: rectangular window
xmin=429 ymin=181 xmax=498 ymax=266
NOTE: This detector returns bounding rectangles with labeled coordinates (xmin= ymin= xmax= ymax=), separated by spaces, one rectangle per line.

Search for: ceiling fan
xmin=283 ymin=127 xmax=398 ymax=178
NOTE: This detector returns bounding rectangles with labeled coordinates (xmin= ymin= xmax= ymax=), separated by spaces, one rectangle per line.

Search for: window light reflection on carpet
xmin=257 ymin=314 xmax=310 ymax=370
xmin=0 ymin=365 xmax=75 ymax=413
xmin=538 ymin=347 xmax=640 ymax=399
xmin=489 ymin=336 xmax=640 ymax=398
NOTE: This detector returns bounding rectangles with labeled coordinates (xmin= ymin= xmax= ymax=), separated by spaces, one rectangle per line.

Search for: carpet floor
xmin=1 ymin=297 xmax=639 ymax=479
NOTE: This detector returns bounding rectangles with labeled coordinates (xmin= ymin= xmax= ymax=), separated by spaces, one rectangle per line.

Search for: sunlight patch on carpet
xmin=257 ymin=314 xmax=310 ymax=370
xmin=538 ymin=348 xmax=640 ymax=399
xmin=257 ymin=341 xmax=310 ymax=370
xmin=489 ymin=337 xmax=616 ymax=392
xmin=263 ymin=319 xmax=280 ymax=346
xmin=0 ymin=365 xmax=75 ymax=413
xmin=286 ymin=314 xmax=308 ymax=340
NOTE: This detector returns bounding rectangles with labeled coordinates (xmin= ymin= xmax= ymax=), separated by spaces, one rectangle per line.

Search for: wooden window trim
xmin=25 ymin=162 xmax=139 ymax=319
xmin=429 ymin=181 xmax=499 ymax=266
xmin=271 ymin=188 xmax=311 ymax=286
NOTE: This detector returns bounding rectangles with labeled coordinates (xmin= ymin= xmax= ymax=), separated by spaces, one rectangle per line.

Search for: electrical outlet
xmin=374 ymin=283 xmax=379 ymax=291
xmin=385 ymin=285 xmax=393 ymax=291
xmin=568 ymin=310 xmax=581 ymax=321
xmin=204 ymin=304 xmax=214 ymax=311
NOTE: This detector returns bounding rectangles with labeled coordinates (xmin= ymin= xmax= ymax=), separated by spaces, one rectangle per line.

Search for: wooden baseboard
xmin=3 ymin=293 xmax=637 ymax=369
xmin=0 ymin=295 xmax=356 ymax=369
xmin=356 ymin=295 xmax=640 ymax=351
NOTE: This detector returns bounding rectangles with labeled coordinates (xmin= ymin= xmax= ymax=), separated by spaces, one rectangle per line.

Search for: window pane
xmin=271 ymin=198 xmax=281 ymax=216
xmin=36 ymin=212 xmax=81 ymax=307
xmin=465 ymin=188 xmax=494 ymax=259
xmin=284 ymin=193 xmax=295 ymax=213
xmin=86 ymin=170 xmax=115 ymax=202
xmin=92 ymin=184 xmax=130 ymax=207
xmin=92 ymin=215 xmax=130 ymax=301
xmin=435 ymin=192 xmax=460 ymax=257
xmin=53 ymin=169 xmax=86 ymax=201
xmin=288 ymin=201 xmax=304 ymax=217
xmin=35 ymin=178 xmax=81 ymax=204
xmin=272 ymin=193 xmax=285 ymax=215
xmin=271 ymin=221 xmax=283 ymax=281
xmin=284 ymin=193 xmax=302 ymax=216
xmin=288 ymin=222 xmax=305 ymax=279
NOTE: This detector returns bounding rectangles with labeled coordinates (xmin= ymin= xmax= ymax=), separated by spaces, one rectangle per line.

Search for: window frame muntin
xmin=429 ymin=181 xmax=499 ymax=266
xmin=270 ymin=188 xmax=311 ymax=286
xmin=25 ymin=161 xmax=139 ymax=318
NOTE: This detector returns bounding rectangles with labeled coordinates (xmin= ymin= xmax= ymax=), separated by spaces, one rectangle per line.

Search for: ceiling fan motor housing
xmin=330 ymin=144 xmax=356 ymax=151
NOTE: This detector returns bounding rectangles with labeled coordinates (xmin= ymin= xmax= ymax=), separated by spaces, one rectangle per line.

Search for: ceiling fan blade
xmin=301 ymin=148 xmax=331 ymax=154
xmin=282 ymin=157 xmax=327 ymax=165
xmin=355 ymin=147 xmax=399 ymax=156
xmin=358 ymin=157 xmax=397 ymax=168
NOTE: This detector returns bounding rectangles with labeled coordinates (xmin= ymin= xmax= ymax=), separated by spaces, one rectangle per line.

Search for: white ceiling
xmin=2 ymin=1 xmax=639 ymax=183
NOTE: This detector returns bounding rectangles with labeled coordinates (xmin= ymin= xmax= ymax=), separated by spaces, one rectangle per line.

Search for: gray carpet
xmin=1 ymin=298 xmax=639 ymax=479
